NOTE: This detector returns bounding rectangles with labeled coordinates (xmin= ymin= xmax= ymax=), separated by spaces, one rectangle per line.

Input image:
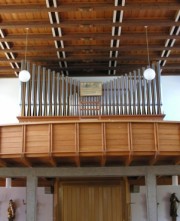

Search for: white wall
xmin=0 ymin=187 xmax=53 ymax=221
xmin=0 ymin=79 xmax=19 ymax=124
xmin=131 ymin=185 xmax=180 ymax=221
xmin=0 ymin=76 xmax=180 ymax=124
xmin=1 ymin=183 xmax=179 ymax=221
xmin=161 ymin=76 xmax=180 ymax=121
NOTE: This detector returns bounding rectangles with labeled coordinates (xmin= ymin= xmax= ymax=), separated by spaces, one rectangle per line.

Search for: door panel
xmin=58 ymin=180 xmax=129 ymax=221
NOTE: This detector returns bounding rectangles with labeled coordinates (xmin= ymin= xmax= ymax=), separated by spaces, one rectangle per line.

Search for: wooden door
xmin=57 ymin=179 xmax=130 ymax=221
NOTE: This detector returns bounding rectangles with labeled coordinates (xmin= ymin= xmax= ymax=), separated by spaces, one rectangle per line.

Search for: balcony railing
xmin=0 ymin=120 xmax=179 ymax=166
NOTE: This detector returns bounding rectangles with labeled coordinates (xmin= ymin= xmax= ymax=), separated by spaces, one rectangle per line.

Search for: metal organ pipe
xmin=19 ymin=62 xmax=162 ymax=117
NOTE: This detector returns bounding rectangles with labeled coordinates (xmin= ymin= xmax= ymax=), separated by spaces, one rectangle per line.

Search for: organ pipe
xmin=19 ymin=61 xmax=163 ymax=117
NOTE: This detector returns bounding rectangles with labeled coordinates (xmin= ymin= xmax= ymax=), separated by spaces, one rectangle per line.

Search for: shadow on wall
xmin=141 ymin=193 xmax=147 ymax=220
xmin=162 ymin=193 xmax=171 ymax=220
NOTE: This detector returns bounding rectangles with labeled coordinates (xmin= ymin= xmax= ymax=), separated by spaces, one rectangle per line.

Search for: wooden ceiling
xmin=0 ymin=0 xmax=179 ymax=78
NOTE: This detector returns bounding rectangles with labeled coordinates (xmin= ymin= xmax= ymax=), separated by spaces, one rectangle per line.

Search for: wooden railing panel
xmin=0 ymin=126 xmax=23 ymax=154
xmin=25 ymin=125 xmax=49 ymax=153
xmin=158 ymin=123 xmax=180 ymax=151
xmin=131 ymin=123 xmax=155 ymax=152
xmin=0 ymin=121 xmax=180 ymax=163
xmin=53 ymin=124 xmax=76 ymax=153
xmin=105 ymin=122 xmax=129 ymax=152
xmin=79 ymin=123 xmax=103 ymax=153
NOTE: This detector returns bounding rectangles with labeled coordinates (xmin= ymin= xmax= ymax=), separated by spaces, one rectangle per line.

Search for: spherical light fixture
xmin=19 ymin=70 xmax=31 ymax=82
xmin=143 ymin=26 xmax=156 ymax=81
xmin=19 ymin=28 xmax=31 ymax=82
xmin=143 ymin=67 xmax=156 ymax=81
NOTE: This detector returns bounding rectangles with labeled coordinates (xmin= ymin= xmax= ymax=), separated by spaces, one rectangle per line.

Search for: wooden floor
xmin=0 ymin=117 xmax=180 ymax=167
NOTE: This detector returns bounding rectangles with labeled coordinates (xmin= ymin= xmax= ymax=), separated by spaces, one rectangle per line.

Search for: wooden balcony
xmin=0 ymin=119 xmax=180 ymax=167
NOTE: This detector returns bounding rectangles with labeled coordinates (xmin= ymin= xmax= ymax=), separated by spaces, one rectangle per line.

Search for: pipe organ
xmin=19 ymin=61 xmax=163 ymax=117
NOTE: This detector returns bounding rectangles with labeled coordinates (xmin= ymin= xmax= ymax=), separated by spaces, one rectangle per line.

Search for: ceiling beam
xmin=0 ymin=159 xmax=7 ymax=167
xmin=0 ymin=66 xmax=19 ymax=70
xmin=0 ymin=3 xmax=179 ymax=13
xmin=1 ymin=45 xmax=180 ymax=53
xmin=162 ymin=65 xmax=180 ymax=70
xmin=1 ymin=55 xmax=180 ymax=63
xmin=0 ymin=33 xmax=180 ymax=41
xmin=161 ymin=71 xmax=180 ymax=75
xmin=0 ymin=69 xmax=179 ymax=77
xmin=0 ymin=65 xmax=158 ymax=71
xmin=0 ymin=20 xmax=179 ymax=29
